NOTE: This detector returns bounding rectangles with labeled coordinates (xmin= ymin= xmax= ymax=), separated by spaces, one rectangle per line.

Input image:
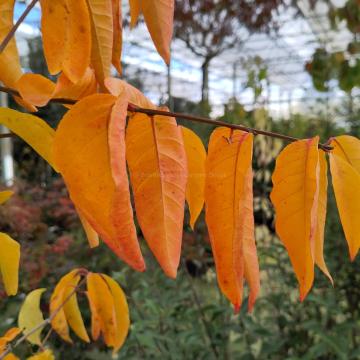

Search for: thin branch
xmin=0 ymin=277 xmax=86 ymax=360
xmin=0 ymin=85 xmax=333 ymax=151
xmin=0 ymin=0 xmax=39 ymax=54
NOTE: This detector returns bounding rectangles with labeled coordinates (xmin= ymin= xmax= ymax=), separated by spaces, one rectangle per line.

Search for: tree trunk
xmin=201 ymin=58 xmax=211 ymax=103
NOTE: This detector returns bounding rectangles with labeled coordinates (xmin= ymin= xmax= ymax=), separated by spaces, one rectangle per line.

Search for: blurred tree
xmin=173 ymin=0 xmax=288 ymax=103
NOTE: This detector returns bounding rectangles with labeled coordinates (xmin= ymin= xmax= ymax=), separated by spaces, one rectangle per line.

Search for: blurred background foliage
xmin=2 ymin=1 xmax=360 ymax=358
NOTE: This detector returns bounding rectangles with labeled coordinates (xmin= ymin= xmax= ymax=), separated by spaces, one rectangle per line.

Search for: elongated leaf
xmin=0 ymin=0 xmax=22 ymax=88
xmin=126 ymin=112 xmax=188 ymax=278
xmin=270 ymin=137 xmax=320 ymax=300
xmin=87 ymin=0 xmax=113 ymax=83
xmin=40 ymin=0 xmax=91 ymax=82
xmin=53 ymin=94 xmax=144 ymax=271
xmin=314 ymin=151 xmax=332 ymax=283
xmin=205 ymin=128 xmax=258 ymax=311
xmin=87 ymin=273 xmax=116 ymax=346
xmin=18 ymin=288 xmax=46 ymax=345
xmin=181 ymin=126 xmax=206 ymax=229
xmin=329 ymin=153 xmax=360 ymax=260
xmin=86 ymin=291 xmax=101 ymax=340
xmin=77 ymin=208 xmax=100 ymax=248
xmin=62 ymin=0 xmax=91 ymax=82
xmin=0 ymin=233 xmax=20 ymax=296
xmin=102 ymin=274 xmax=130 ymax=353
xmin=0 ymin=108 xmax=55 ymax=168
xmin=111 ymin=0 xmax=122 ymax=73
xmin=50 ymin=269 xmax=88 ymax=343
xmin=0 ymin=328 xmax=21 ymax=353
xmin=141 ymin=0 xmax=174 ymax=64
xmin=129 ymin=0 xmax=141 ymax=28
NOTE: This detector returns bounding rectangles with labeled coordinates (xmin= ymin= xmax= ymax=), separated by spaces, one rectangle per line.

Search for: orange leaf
xmin=15 ymin=74 xmax=55 ymax=107
xmin=205 ymin=128 xmax=258 ymax=311
xmin=314 ymin=151 xmax=333 ymax=284
xmin=129 ymin=0 xmax=141 ymax=28
xmin=53 ymin=94 xmax=145 ymax=271
xmin=77 ymin=208 xmax=100 ymax=248
xmin=86 ymin=273 xmax=116 ymax=346
xmin=87 ymin=0 xmax=114 ymax=84
xmin=270 ymin=137 xmax=320 ymax=301
xmin=111 ymin=0 xmax=122 ymax=74
xmin=181 ymin=126 xmax=206 ymax=229
xmin=141 ymin=0 xmax=174 ymax=64
xmin=126 ymin=112 xmax=188 ymax=278
xmin=329 ymin=152 xmax=360 ymax=260
xmin=40 ymin=0 xmax=91 ymax=82
xmin=104 ymin=77 xmax=155 ymax=108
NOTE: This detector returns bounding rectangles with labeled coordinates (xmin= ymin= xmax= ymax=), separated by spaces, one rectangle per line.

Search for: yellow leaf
xmin=331 ymin=135 xmax=360 ymax=173
xmin=329 ymin=153 xmax=360 ymax=260
xmin=129 ymin=0 xmax=141 ymax=28
xmin=205 ymin=128 xmax=259 ymax=311
xmin=102 ymin=274 xmax=130 ymax=353
xmin=126 ymin=112 xmax=188 ymax=278
xmin=314 ymin=151 xmax=333 ymax=284
xmin=0 ymin=0 xmax=22 ymax=88
xmin=27 ymin=349 xmax=55 ymax=360
xmin=53 ymin=94 xmax=145 ymax=271
xmin=40 ymin=0 xmax=91 ymax=82
xmin=4 ymin=354 xmax=19 ymax=360
xmin=50 ymin=269 xmax=89 ymax=343
xmin=141 ymin=0 xmax=174 ymax=64
xmin=181 ymin=126 xmax=206 ymax=229
xmin=270 ymin=137 xmax=320 ymax=301
xmin=0 ymin=233 xmax=20 ymax=296
xmin=0 ymin=191 xmax=13 ymax=205
xmin=111 ymin=0 xmax=122 ymax=74
xmin=85 ymin=291 xmax=101 ymax=341
xmin=18 ymin=288 xmax=46 ymax=345
xmin=0 ymin=108 xmax=56 ymax=169
xmin=86 ymin=273 xmax=116 ymax=346
xmin=87 ymin=0 xmax=114 ymax=84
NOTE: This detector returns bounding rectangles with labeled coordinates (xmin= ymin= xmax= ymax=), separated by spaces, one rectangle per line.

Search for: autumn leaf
xmin=86 ymin=273 xmax=116 ymax=346
xmin=0 ymin=108 xmax=56 ymax=168
xmin=129 ymin=0 xmax=141 ymax=28
xmin=141 ymin=0 xmax=174 ymax=64
xmin=101 ymin=274 xmax=130 ymax=353
xmin=53 ymin=94 xmax=145 ymax=271
xmin=77 ymin=208 xmax=100 ymax=248
xmin=18 ymin=288 xmax=46 ymax=345
xmin=0 ymin=328 xmax=22 ymax=353
xmin=126 ymin=112 xmax=188 ymax=278
xmin=87 ymin=0 xmax=114 ymax=84
xmin=50 ymin=269 xmax=89 ymax=343
xmin=181 ymin=126 xmax=206 ymax=229
xmin=0 ymin=233 xmax=20 ymax=296
xmin=314 ymin=151 xmax=333 ymax=284
xmin=205 ymin=128 xmax=259 ymax=311
xmin=330 ymin=135 xmax=360 ymax=172
xmin=111 ymin=0 xmax=122 ymax=74
xmin=270 ymin=137 xmax=320 ymax=301
xmin=40 ymin=0 xmax=91 ymax=82
xmin=0 ymin=0 xmax=22 ymax=89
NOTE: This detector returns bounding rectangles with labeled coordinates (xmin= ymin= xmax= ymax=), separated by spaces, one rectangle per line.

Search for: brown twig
xmin=0 ymin=276 xmax=86 ymax=360
xmin=0 ymin=85 xmax=333 ymax=151
xmin=0 ymin=0 xmax=39 ymax=54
